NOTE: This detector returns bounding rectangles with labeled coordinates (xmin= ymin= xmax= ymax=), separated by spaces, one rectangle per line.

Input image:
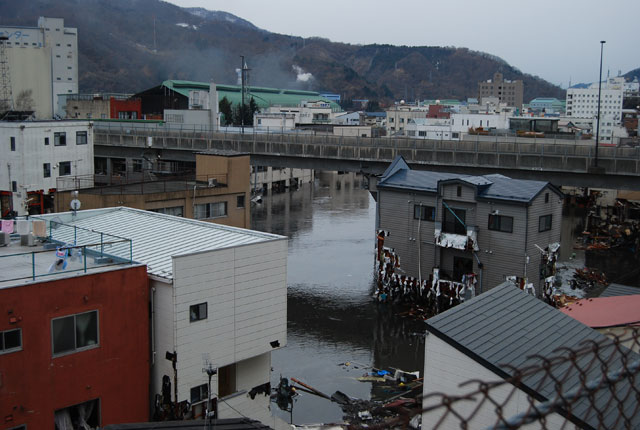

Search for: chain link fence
xmin=355 ymin=329 xmax=640 ymax=430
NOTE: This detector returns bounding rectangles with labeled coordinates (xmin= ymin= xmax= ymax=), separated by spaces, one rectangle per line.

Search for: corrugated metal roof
xmin=426 ymin=283 xmax=640 ymax=430
xmin=160 ymin=80 xmax=342 ymax=111
xmin=600 ymin=283 xmax=640 ymax=297
xmin=377 ymin=157 xmax=557 ymax=204
xmin=34 ymin=207 xmax=285 ymax=281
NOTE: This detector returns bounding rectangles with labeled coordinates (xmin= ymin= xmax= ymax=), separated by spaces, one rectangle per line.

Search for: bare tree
xmin=15 ymin=89 xmax=34 ymax=111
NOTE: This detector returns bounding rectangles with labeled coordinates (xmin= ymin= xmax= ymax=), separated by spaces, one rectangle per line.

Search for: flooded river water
xmin=251 ymin=172 xmax=640 ymax=425
xmin=252 ymin=172 xmax=425 ymax=424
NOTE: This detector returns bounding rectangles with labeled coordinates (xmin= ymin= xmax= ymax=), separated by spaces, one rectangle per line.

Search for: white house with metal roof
xmin=34 ymin=207 xmax=288 ymax=428
xmin=422 ymin=283 xmax=640 ymax=430
xmin=374 ymin=157 xmax=563 ymax=295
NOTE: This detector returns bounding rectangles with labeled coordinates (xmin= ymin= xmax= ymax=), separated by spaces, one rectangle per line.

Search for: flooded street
xmin=251 ymin=173 xmax=640 ymax=425
xmin=252 ymin=173 xmax=425 ymax=424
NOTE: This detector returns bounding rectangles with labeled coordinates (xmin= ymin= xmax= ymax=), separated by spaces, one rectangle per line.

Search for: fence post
xmin=83 ymin=246 xmax=87 ymax=273
xmin=32 ymin=252 xmax=36 ymax=280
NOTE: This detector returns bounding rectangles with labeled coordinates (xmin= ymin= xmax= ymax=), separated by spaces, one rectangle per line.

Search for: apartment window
xmin=414 ymin=205 xmax=435 ymax=221
xmin=59 ymin=161 xmax=71 ymax=176
xmin=443 ymin=207 xmax=466 ymax=235
xmin=195 ymin=202 xmax=227 ymax=219
xmin=237 ymin=195 xmax=245 ymax=209
xmin=51 ymin=310 xmax=99 ymax=356
xmin=539 ymin=214 xmax=553 ymax=232
xmin=132 ymin=159 xmax=143 ymax=172
xmin=76 ymin=131 xmax=87 ymax=145
xmin=10 ymin=136 xmax=15 ymax=151
xmin=189 ymin=303 xmax=207 ymax=322
xmin=45 ymin=137 xmax=50 ymax=145
xmin=488 ymin=214 xmax=513 ymax=233
xmin=452 ymin=132 xmax=459 ymax=139
xmin=43 ymin=163 xmax=51 ymax=178
xmin=150 ymin=206 xmax=183 ymax=217
xmin=1 ymin=328 xmax=22 ymax=354
xmin=418 ymin=131 xmax=426 ymax=137
xmin=191 ymin=383 xmax=208 ymax=403
xmin=54 ymin=132 xmax=66 ymax=146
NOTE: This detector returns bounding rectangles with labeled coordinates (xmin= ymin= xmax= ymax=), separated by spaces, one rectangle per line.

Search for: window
xmin=59 ymin=161 xmax=71 ymax=176
xmin=418 ymin=131 xmax=426 ymax=137
xmin=195 ymin=202 xmax=227 ymax=219
xmin=10 ymin=136 xmax=15 ymax=151
xmin=45 ymin=137 xmax=50 ymax=145
xmin=43 ymin=163 xmax=51 ymax=178
xmin=413 ymin=205 xmax=435 ymax=221
xmin=150 ymin=206 xmax=184 ymax=217
xmin=51 ymin=310 xmax=98 ymax=356
xmin=237 ymin=195 xmax=245 ymax=209
xmin=12 ymin=181 xmax=17 ymax=192
xmin=443 ymin=207 xmax=466 ymax=235
xmin=488 ymin=214 xmax=513 ymax=233
xmin=1 ymin=328 xmax=22 ymax=354
xmin=545 ymin=192 xmax=549 ymax=203
xmin=54 ymin=132 xmax=66 ymax=146
xmin=132 ymin=159 xmax=143 ymax=173
xmin=539 ymin=214 xmax=553 ymax=232
xmin=189 ymin=303 xmax=207 ymax=322
xmin=452 ymin=132 xmax=459 ymax=139
xmin=191 ymin=383 xmax=208 ymax=403
xmin=76 ymin=131 xmax=87 ymax=145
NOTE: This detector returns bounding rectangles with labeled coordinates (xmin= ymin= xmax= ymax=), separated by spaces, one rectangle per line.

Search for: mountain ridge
xmin=0 ymin=0 xmax=578 ymax=104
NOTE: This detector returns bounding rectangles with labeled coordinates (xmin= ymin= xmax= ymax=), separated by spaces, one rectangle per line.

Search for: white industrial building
xmin=264 ymin=100 xmax=335 ymax=125
xmin=0 ymin=17 xmax=78 ymax=118
xmin=405 ymin=113 xmax=510 ymax=140
xmin=0 ymin=120 xmax=93 ymax=216
xmin=35 ymin=207 xmax=290 ymax=429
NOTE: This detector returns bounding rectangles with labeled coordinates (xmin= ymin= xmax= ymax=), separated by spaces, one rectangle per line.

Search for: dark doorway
xmin=453 ymin=256 xmax=473 ymax=282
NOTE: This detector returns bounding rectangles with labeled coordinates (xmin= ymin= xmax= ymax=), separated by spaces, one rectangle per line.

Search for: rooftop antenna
xmin=70 ymin=190 xmax=81 ymax=217
xmin=0 ymin=36 xmax=13 ymax=114
xmin=202 ymin=353 xmax=217 ymax=428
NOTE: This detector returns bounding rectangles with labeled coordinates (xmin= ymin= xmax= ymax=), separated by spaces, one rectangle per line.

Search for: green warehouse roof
xmin=160 ymin=80 xmax=342 ymax=111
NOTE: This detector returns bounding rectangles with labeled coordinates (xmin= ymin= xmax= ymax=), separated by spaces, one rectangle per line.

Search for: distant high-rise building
xmin=0 ymin=17 xmax=78 ymax=118
xmin=477 ymin=72 xmax=523 ymax=109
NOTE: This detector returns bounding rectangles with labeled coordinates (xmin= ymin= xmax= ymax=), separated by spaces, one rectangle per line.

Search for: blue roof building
xmin=374 ymin=157 xmax=563 ymax=295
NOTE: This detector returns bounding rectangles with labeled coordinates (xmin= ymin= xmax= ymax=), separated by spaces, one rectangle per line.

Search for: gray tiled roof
xmin=377 ymin=156 xmax=558 ymax=203
xmin=425 ymin=283 xmax=640 ymax=430
xmin=599 ymin=283 xmax=640 ymax=297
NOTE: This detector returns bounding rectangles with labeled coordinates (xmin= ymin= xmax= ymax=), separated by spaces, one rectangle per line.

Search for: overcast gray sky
xmin=165 ymin=0 xmax=638 ymax=88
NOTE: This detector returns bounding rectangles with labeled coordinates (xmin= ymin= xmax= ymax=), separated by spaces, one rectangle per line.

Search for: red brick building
xmin=0 ymin=265 xmax=150 ymax=429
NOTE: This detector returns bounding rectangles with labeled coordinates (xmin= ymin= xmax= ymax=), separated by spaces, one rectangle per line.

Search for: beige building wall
xmin=5 ymin=45 xmax=53 ymax=118
xmin=478 ymin=72 xmax=524 ymax=109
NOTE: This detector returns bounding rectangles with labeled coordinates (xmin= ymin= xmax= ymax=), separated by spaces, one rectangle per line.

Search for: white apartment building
xmin=35 ymin=207 xmax=289 ymax=429
xmin=0 ymin=17 xmax=78 ymax=118
xmin=566 ymin=78 xmax=624 ymax=124
xmin=385 ymin=105 xmax=429 ymax=134
xmin=1 ymin=120 xmax=93 ymax=216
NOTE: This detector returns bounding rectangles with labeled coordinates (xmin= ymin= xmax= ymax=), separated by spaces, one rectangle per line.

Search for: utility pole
xmin=594 ymin=41 xmax=605 ymax=169
xmin=240 ymin=56 xmax=251 ymax=134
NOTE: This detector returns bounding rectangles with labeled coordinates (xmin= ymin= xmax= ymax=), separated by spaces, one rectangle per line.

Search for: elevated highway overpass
xmin=93 ymin=123 xmax=640 ymax=190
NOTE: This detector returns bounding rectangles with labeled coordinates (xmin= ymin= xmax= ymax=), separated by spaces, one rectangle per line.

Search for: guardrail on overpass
xmin=93 ymin=122 xmax=640 ymax=188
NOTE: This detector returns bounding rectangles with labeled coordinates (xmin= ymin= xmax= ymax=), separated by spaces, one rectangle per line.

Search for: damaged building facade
xmin=374 ymin=157 xmax=563 ymax=296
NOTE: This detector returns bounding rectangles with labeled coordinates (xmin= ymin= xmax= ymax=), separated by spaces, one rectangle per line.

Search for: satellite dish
xmin=70 ymin=199 xmax=81 ymax=211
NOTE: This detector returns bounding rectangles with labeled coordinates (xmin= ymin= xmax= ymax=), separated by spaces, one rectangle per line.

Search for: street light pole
xmin=594 ymin=40 xmax=605 ymax=167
